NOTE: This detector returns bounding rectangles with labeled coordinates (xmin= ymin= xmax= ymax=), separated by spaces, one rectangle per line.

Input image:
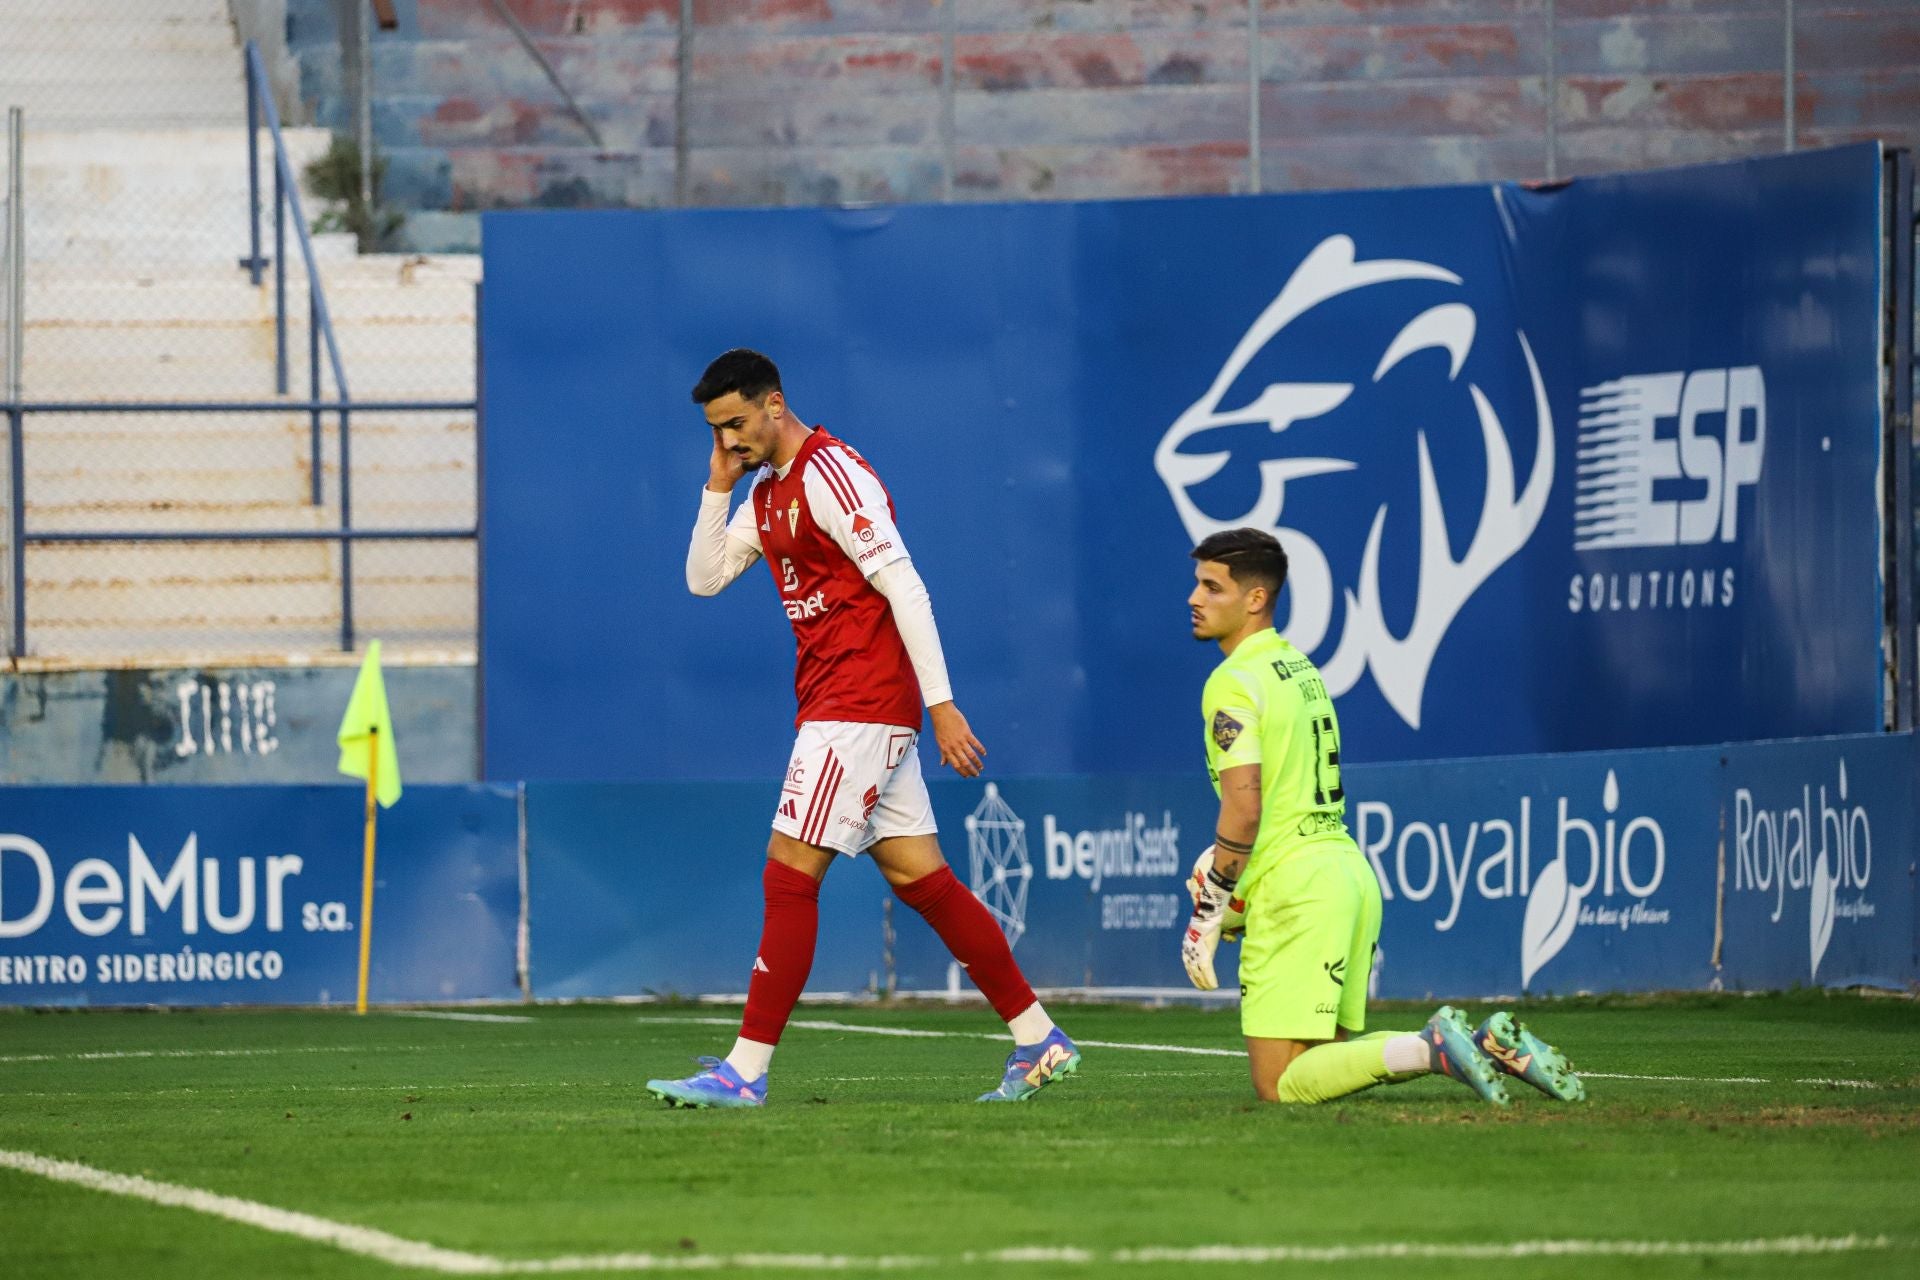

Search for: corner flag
xmin=337 ymin=639 xmax=403 ymax=807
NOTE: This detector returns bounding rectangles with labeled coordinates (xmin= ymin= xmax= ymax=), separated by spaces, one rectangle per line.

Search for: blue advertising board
xmin=521 ymin=733 xmax=1913 ymax=1004
xmin=481 ymin=144 xmax=1887 ymax=783
xmin=0 ymin=785 xmax=522 ymax=1006
xmin=893 ymin=749 xmax=1724 ymax=1001
xmin=1717 ymin=735 xmax=1915 ymax=992
xmin=523 ymin=782 xmax=889 ymax=999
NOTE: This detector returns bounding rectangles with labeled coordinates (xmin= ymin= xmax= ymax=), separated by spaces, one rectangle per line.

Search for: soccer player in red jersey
xmin=645 ymin=349 xmax=1080 ymax=1108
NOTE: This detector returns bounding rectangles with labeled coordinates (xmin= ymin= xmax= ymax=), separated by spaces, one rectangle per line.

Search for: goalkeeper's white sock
xmin=725 ymin=1037 xmax=775 ymax=1083
xmin=1007 ymin=1001 xmax=1056 ymax=1046
xmin=1381 ymin=1033 xmax=1431 ymax=1076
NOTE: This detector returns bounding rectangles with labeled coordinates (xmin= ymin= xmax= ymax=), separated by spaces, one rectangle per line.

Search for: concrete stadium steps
xmin=20 ymin=258 xmax=480 ymax=400
xmin=18 ymin=414 xmax=475 ymax=520
xmin=16 ymin=539 xmax=478 ymax=657
xmin=17 ymin=129 xmax=337 ymax=267
xmin=0 ymin=0 xmax=247 ymax=131
xmin=0 ymin=2 xmax=481 ymax=660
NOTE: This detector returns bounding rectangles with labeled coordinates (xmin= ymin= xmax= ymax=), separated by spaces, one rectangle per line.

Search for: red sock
xmin=895 ymin=866 xmax=1036 ymax=1024
xmin=738 ymin=860 xmax=821 ymax=1046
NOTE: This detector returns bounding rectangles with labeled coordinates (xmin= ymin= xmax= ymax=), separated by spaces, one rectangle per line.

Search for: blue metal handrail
xmin=0 ymin=41 xmax=480 ymax=661
xmin=243 ymin=38 xmax=349 ymax=507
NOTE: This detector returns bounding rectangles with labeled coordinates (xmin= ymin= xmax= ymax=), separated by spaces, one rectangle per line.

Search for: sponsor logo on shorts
xmin=1323 ymin=958 xmax=1346 ymax=987
xmin=862 ymin=786 xmax=880 ymax=820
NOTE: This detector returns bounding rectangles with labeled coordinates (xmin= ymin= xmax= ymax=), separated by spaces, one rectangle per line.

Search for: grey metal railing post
xmin=308 ymin=289 xmax=322 ymax=504
xmin=675 ymin=0 xmax=692 ymax=206
xmin=1247 ymin=0 xmax=1260 ymax=195
xmin=1784 ymin=0 xmax=1796 ymax=152
xmin=6 ymin=107 xmax=23 ymax=658
xmin=339 ymin=405 xmax=354 ymax=650
xmin=273 ymin=156 xmax=288 ymax=395
xmin=7 ymin=405 xmax=21 ymax=658
xmin=245 ymin=53 xmax=265 ymax=285
xmin=1546 ymin=0 xmax=1559 ymax=181
xmin=1888 ymin=148 xmax=1915 ymax=730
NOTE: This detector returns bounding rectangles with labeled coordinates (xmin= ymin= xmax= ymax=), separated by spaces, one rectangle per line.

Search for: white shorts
xmin=773 ymin=720 xmax=937 ymax=855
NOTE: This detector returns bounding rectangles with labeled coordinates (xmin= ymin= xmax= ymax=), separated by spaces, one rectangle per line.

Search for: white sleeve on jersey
xmin=686 ymin=484 xmax=764 ymax=597
xmin=869 ymin=558 xmax=955 ymax=708
xmin=802 ymin=446 xmax=911 ymax=579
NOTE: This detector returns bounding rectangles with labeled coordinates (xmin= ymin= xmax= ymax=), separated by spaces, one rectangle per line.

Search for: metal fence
xmin=0 ymin=3 xmax=477 ymax=664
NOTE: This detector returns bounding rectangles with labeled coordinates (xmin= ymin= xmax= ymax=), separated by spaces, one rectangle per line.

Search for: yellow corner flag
xmin=337 ymin=639 xmax=403 ymax=808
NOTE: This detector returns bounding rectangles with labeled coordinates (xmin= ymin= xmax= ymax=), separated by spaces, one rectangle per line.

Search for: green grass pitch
xmin=1 ymin=992 xmax=1915 ymax=1279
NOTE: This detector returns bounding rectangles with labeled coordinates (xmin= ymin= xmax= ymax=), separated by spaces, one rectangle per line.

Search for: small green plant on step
xmin=305 ymin=134 xmax=404 ymax=253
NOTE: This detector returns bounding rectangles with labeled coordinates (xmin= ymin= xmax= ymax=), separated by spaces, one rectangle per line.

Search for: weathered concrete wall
xmin=0 ymin=663 xmax=477 ymax=784
xmin=281 ymin=0 xmax=1920 ymax=251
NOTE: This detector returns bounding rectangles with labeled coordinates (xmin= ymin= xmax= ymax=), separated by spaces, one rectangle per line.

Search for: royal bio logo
xmin=1154 ymin=233 xmax=1554 ymax=730
xmin=1568 ymin=367 xmax=1765 ymax=615
xmin=1353 ymin=768 xmax=1671 ymax=991
xmin=1732 ymin=759 xmax=1873 ymax=981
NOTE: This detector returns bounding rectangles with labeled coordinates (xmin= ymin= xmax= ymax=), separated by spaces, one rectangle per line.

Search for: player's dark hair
xmin=1192 ymin=528 xmax=1289 ymax=604
xmin=691 ymin=349 xmax=782 ymax=406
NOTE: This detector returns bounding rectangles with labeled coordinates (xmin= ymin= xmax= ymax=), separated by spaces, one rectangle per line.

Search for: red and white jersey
xmin=725 ymin=427 xmax=921 ymax=729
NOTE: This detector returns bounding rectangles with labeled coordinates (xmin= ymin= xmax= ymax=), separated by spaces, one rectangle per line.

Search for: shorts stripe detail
xmin=815 ymin=451 xmax=860 ymax=514
xmin=803 ymin=752 xmax=844 ymax=846
xmin=810 ymin=758 xmax=844 ymax=846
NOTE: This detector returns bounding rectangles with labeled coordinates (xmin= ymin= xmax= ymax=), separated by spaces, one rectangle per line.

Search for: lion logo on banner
xmin=1154 ymin=232 xmax=1555 ymax=729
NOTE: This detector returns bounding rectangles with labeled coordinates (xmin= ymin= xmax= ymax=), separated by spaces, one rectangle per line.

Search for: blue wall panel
xmin=524 ymin=782 xmax=888 ymax=999
xmin=481 ymin=145 xmax=1886 ymax=783
xmin=520 ymin=734 xmax=1915 ymax=1004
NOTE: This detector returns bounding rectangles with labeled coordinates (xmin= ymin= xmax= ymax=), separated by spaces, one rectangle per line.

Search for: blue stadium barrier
xmin=1 ymin=735 xmax=1909 ymax=1007
xmin=530 ymin=733 xmax=1913 ymax=1002
xmin=480 ymin=144 xmax=1890 ymax=781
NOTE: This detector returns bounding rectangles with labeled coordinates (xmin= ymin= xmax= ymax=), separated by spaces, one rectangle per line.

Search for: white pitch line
xmin=388 ymin=1012 xmax=536 ymax=1024
xmin=636 ymin=1015 xmax=1246 ymax=1057
xmin=0 ymin=1149 xmax=1899 ymax=1275
xmin=0 ymin=1045 xmax=374 ymax=1065
xmin=1583 ymin=1072 xmax=1770 ymax=1085
xmin=0 ymin=1040 xmax=606 ymax=1066
xmin=635 ymin=1017 xmax=1895 ymax=1076
xmin=0 ymin=1149 xmax=499 ymax=1274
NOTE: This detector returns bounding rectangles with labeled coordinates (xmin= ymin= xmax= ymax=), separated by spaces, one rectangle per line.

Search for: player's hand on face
xmin=927 ymin=702 xmax=985 ymax=778
xmin=708 ymin=429 xmax=748 ymax=491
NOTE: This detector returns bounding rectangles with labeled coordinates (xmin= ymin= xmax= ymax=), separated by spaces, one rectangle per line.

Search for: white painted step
xmin=0 ymin=0 xmax=244 ymax=130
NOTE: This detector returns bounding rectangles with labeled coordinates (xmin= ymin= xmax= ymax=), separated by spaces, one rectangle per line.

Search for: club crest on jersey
xmin=853 ymin=513 xmax=876 ymax=544
xmin=1212 ymin=711 xmax=1244 ymax=751
xmin=787 ymin=498 xmax=801 ymax=536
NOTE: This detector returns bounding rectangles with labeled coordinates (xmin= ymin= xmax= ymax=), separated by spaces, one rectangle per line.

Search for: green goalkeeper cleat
xmin=1476 ymin=1011 xmax=1587 ymax=1102
xmin=1423 ymin=1006 xmax=1511 ymax=1107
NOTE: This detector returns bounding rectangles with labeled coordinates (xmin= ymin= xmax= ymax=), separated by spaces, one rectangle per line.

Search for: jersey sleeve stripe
xmin=814 ymin=450 xmax=860 ymax=514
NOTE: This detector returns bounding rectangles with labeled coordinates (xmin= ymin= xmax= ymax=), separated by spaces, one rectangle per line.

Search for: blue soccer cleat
xmin=646 ymin=1056 xmax=767 ymax=1109
xmin=977 ymin=1027 xmax=1082 ymax=1102
xmin=1476 ymin=1011 xmax=1587 ymax=1102
xmin=1423 ymin=1006 xmax=1511 ymax=1107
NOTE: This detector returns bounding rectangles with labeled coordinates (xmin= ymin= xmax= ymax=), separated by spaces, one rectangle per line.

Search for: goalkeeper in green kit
xmin=1179 ymin=528 xmax=1586 ymax=1107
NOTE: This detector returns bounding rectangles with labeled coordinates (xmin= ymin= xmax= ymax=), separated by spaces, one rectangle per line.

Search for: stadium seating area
xmin=279 ymin=0 xmax=1920 ymax=253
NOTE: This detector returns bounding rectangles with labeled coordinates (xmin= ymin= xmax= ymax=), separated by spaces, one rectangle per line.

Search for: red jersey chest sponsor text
xmin=755 ymin=430 xmax=921 ymax=728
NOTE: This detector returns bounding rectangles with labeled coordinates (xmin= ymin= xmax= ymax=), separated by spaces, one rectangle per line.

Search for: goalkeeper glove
xmin=1181 ymin=862 xmax=1239 ymax=991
